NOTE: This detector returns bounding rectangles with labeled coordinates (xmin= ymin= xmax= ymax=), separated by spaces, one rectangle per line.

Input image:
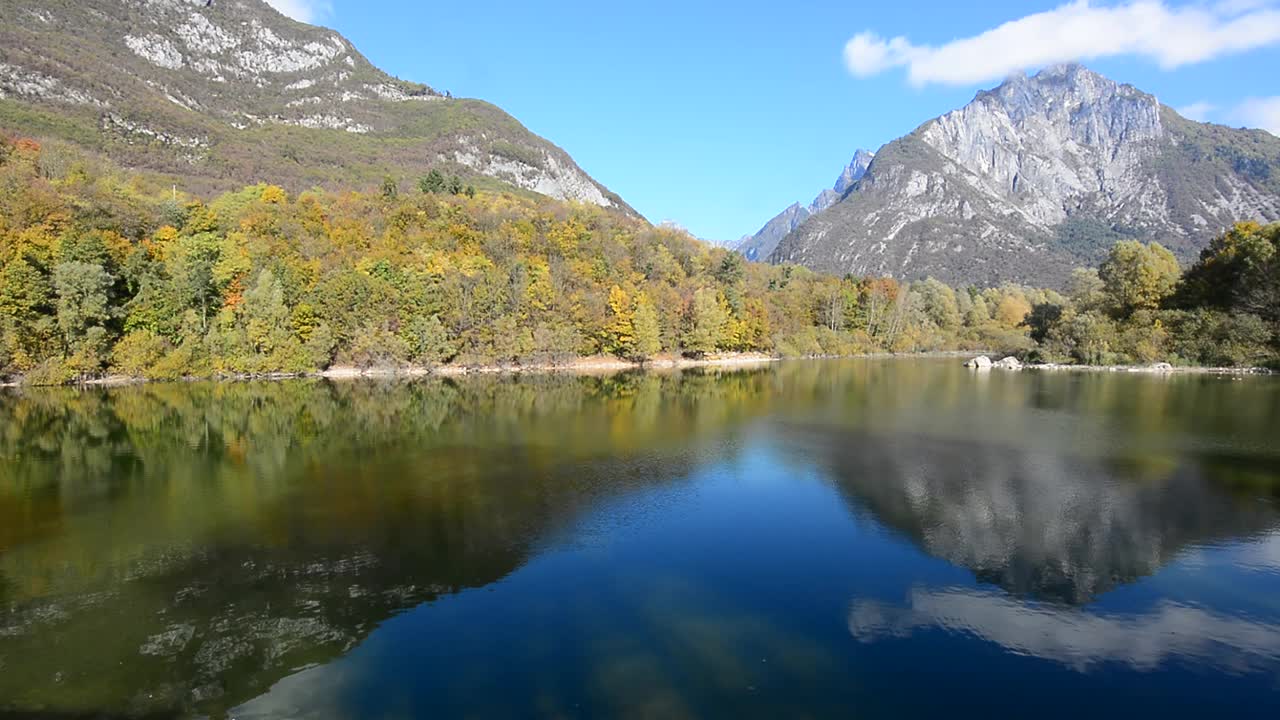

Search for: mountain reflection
xmin=849 ymin=581 xmax=1280 ymax=673
xmin=2 ymin=360 xmax=1278 ymax=718
xmin=794 ymin=427 xmax=1280 ymax=604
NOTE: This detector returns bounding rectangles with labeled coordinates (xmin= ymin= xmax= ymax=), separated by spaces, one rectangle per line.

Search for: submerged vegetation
xmin=0 ymin=134 xmax=1275 ymax=384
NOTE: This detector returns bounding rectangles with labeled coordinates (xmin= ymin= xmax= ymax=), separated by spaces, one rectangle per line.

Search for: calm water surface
xmin=1 ymin=359 xmax=1279 ymax=719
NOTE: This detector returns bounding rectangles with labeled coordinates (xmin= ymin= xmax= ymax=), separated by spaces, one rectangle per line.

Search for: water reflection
xmin=800 ymin=430 xmax=1280 ymax=603
xmin=850 ymin=586 xmax=1280 ymax=673
xmin=1 ymin=360 xmax=1278 ymax=718
xmin=0 ymin=372 xmax=768 ymax=718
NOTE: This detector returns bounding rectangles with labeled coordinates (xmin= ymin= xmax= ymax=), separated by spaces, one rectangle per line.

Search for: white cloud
xmin=265 ymin=0 xmax=334 ymax=24
xmin=1233 ymin=96 xmax=1280 ymax=135
xmin=845 ymin=0 xmax=1280 ymax=87
xmin=1176 ymin=101 xmax=1217 ymax=121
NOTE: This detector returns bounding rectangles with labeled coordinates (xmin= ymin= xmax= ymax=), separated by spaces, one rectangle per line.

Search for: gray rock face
xmin=737 ymin=149 xmax=874 ymax=261
xmin=0 ymin=0 xmax=631 ymax=210
xmin=772 ymin=64 xmax=1280 ymax=287
xmin=965 ymin=355 xmax=993 ymax=369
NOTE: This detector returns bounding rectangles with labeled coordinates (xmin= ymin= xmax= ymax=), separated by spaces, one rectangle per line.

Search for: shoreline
xmin=321 ymin=352 xmax=782 ymax=379
xmin=3 ymin=351 xmax=1274 ymax=388
xmin=963 ymin=355 xmax=1273 ymax=376
xmin=0 ymin=352 xmax=783 ymax=388
xmin=1022 ymin=363 xmax=1273 ymax=376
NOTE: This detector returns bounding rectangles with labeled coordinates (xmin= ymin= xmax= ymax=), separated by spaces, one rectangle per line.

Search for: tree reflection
xmin=0 ymin=370 xmax=777 ymax=718
xmin=1 ymin=360 xmax=1278 ymax=717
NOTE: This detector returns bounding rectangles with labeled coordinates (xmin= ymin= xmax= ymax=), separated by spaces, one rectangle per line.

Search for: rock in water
xmin=965 ymin=356 xmax=993 ymax=369
xmin=994 ymin=357 xmax=1023 ymax=370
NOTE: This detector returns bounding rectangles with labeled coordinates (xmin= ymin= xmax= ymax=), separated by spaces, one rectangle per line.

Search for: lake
xmin=1 ymin=359 xmax=1279 ymax=719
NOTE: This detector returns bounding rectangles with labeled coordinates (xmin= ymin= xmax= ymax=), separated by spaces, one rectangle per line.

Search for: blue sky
xmin=272 ymin=0 xmax=1280 ymax=241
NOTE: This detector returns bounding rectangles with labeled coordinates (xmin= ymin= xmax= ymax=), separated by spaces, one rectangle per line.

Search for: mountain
xmin=772 ymin=64 xmax=1280 ymax=287
xmin=737 ymin=149 xmax=874 ymax=261
xmin=0 ymin=0 xmax=633 ymax=211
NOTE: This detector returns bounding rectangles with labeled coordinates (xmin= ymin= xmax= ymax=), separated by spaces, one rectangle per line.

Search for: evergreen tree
xmin=419 ymin=170 xmax=446 ymax=194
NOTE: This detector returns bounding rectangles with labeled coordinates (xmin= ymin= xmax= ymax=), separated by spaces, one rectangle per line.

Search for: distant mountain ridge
xmin=0 ymin=0 xmax=634 ymax=211
xmin=737 ymin=149 xmax=873 ymax=261
xmin=769 ymin=64 xmax=1280 ymax=287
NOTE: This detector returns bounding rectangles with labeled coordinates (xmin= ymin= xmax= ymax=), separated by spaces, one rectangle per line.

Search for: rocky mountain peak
xmin=736 ymin=148 xmax=875 ymax=261
xmin=771 ymin=65 xmax=1280 ymax=287
xmin=834 ymin=149 xmax=876 ymax=195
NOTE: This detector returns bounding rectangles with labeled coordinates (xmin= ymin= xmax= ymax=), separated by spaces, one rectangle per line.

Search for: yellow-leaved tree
xmin=632 ymin=292 xmax=662 ymax=361
xmin=602 ymin=285 xmax=635 ymax=357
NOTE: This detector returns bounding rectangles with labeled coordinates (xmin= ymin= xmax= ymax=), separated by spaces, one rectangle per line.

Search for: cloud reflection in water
xmin=849 ymin=584 xmax=1280 ymax=674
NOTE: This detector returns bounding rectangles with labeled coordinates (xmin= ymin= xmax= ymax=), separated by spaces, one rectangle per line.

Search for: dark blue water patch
xmin=237 ymin=441 xmax=1280 ymax=718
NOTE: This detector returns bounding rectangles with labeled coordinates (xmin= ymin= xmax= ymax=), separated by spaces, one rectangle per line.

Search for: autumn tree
xmin=993 ymin=293 xmax=1032 ymax=329
xmin=632 ymin=292 xmax=662 ymax=361
xmin=1098 ymin=240 xmax=1180 ymax=317
xmin=241 ymin=269 xmax=292 ymax=359
xmin=381 ymin=175 xmax=399 ymax=200
xmin=0 ymin=257 xmax=54 ymax=369
xmin=601 ymin=285 xmax=635 ymax=357
xmin=683 ymin=287 xmax=727 ymax=356
xmin=915 ymin=277 xmax=961 ymax=332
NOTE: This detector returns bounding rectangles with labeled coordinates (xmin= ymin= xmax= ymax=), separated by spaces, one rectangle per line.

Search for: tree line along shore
xmin=1 ymin=135 xmax=1277 ymax=386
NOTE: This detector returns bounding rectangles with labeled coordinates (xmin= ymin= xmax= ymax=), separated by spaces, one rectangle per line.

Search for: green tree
xmin=963 ymin=294 xmax=990 ymax=328
xmin=1066 ymin=267 xmax=1107 ymax=312
xmin=916 ymin=277 xmax=961 ymax=332
xmin=241 ymin=269 xmax=291 ymax=356
xmin=0 ymin=258 xmax=54 ymax=368
xmin=1174 ymin=222 xmax=1276 ymax=310
xmin=1023 ymin=302 xmax=1064 ymax=344
xmin=168 ymin=233 xmax=221 ymax=332
xmin=419 ymin=170 xmax=446 ymax=194
xmin=683 ymin=287 xmax=727 ymax=356
xmin=407 ymin=314 xmax=456 ymax=366
xmin=53 ymin=261 xmax=114 ymax=350
xmin=632 ymin=292 xmax=662 ymax=361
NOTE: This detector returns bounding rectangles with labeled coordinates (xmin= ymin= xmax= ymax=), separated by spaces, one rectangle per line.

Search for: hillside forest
xmin=1 ymin=135 xmax=1277 ymax=384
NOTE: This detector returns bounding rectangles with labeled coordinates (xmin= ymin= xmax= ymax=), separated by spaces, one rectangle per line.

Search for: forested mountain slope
xmin=0 ymin=0 xmax=633 ymax=210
